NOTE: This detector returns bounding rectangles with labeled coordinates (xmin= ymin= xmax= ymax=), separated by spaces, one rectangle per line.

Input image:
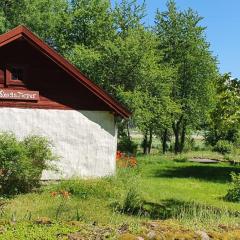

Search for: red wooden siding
xmin=0 ymin=26 xmax=131 ymax=118
xmin=0 ymin=38 xmax=117 ymax=111
xmin=0 ymin=68 xmax=4 ymax=87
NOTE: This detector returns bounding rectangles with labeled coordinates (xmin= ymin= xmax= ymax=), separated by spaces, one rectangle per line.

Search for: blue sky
xmin=112 ymin=0 xmax=240 ymax=78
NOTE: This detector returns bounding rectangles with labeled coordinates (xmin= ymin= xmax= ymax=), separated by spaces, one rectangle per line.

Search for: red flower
xmin=50 ymin=191 xmax=58 ymax=197
xmin=116 ymin=152 xmax=137 ymax=168
xmin=116 ymin=151 xmax=124 ymax=160
xmin=50 ymin=191 xmax=70 ymax=198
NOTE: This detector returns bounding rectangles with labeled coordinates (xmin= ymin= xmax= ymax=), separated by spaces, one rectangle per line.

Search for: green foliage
xmin=0 ymin=132 xmax=57 ymax=195
xmin=121 ymin=187 xmax=143 ymax=215
xmin=205 ymin=74 xmax=240 ymax=146
xmin=118 ymin=136 xmax=138 ymax=155
xmin=0 ymin=0 xmax=70 ymax=52
xmin=113 ymin=0 xmax=146 ymax=35
xmin=182 ymin=137 xmax=196 ymax=152
xmin=213 ymin=140 xmax=233 ymax=155
xmin=0 ymin=222 xmax=81 ymax=240
xmin=66 ymin=45 xmax=102 ymax=84
xmin=23 ymin=135 xmax=57 ymax=171
xmin=69 ymin=0 xmax=115 ymax=47
xmin=0 ymin=0 xmax=220 ymax=155
xmin=155 ymin=0 xmax=218 ymax=153
xmin=225 ymin=172 xmax=240 ymax=202
xmin=111 ymin=186 xmax=144 ymax=216
xmin=0 ymin=9 xmax=7 ymax=34
xmin=109 ymin=167 xmax=144 ymax=216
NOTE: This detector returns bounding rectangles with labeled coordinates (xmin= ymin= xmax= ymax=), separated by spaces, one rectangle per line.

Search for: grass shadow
xmin=153 ymin=164 xmax=240 ymax=183
xmin=142 ymin=199 xmax=240 ymax=220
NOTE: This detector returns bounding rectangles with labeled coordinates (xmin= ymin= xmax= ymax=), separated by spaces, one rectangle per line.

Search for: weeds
xmin=112 ymin=187 xmax=144 ymax=216
xmin=225 ymin=172 xmax=240 ymax=202
xmin=47 ymin=178 xmax=113 ymax=199
xmin=50 ymin=191 xmax=71 ymax=220
xmin=0 ymin=198 xmax=7 ymax=217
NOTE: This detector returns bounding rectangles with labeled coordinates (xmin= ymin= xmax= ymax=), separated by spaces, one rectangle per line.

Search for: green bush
xmin=225 ymin=172 xmax=240 ymax=202
xmin=205 ymin=127 xmax=240 ymax=147
xmin=118 ymin=136 xmax=138 ymax=155
xmin=183 ymin=137 xmax=196 ymax=152
xmin=213 ymin=140 xmax=233 ymax=155
xmin=0 ymin=132 xmax=57 ymax=195
xmin=111 ymin=187 xmax=144 ymax=216
xmin=108 ymin=167 xmax=144 ymax=215
xmin=122 ymin=187 xmax=143 ymax=215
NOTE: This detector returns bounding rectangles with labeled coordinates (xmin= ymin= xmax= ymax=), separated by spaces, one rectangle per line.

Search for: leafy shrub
xmin=0 ymin=132 xmax=57 ymax=195
xmin=213 ymin=140 xmax=233 ymax=154
xmin=173 ymin=155 xmax=188 ymax=163
xmin=112 ymin=187 xmax=144 ymax=215
xmin=109 ymin=167 xmax=144 ymax=215
xmin=122 ymin=187 xmax=143 ymax=214
xmin=225 ymin=172 xmax=240 ymax=202
xmin=183 ymin=137 xmax=196 ymax=152
xmin=118 ymin=136 xmax=138 ymax=155
xmin=23 ymin=135 xmax=57 ymax=171
xmin=0 ymin=197 xmax=7 ymax=216
xmin=205 ymin=127 xmax=240 ymax=146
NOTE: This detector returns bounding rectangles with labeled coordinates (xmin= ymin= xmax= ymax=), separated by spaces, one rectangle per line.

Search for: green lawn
xmin=1 ymin=153 xmax=240 ymax=238
xmin=137 ymin=154 xmax=240 ymax=228
xmin=139 ymin=154 xmax=239 ymax=209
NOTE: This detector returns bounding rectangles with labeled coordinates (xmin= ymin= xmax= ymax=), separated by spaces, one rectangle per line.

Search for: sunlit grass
xmin=3 ymin=152 xmax=240 ymax=231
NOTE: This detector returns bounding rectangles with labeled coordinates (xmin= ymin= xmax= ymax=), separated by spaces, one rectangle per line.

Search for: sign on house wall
xmin=0 ymin=89 xmax=39 ymax=101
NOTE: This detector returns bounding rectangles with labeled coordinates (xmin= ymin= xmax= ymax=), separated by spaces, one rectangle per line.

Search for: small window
xmin=6 ymin=66 xmax=26 ymax=86
xmin=11 ymin=68 xmax=24 ymax=81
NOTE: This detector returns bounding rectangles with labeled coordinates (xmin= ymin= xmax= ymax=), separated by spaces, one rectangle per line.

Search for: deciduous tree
xmin=206 ymin=73 xmax=240 ymax=146
xmin=155 ymin=0 xmax=218 ymax=153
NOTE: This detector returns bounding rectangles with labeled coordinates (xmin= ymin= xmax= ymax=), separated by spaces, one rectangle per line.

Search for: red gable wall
xmin=0 ymin=26 xmax=131 ymax=118
xmin=0 ymin=39 xmax=112 ymax=111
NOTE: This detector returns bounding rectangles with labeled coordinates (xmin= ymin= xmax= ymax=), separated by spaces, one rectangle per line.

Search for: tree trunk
xmin=172 ymin=116 xmax=183 ymax=154
xmin=162 ymin=129 xmax=168 ymax=154
xmin=180 ymin=121 xmax=186 ymax=153
xmin=126 ymin=121 xmax=131 ymax=140
xmin=143 ymin=133 xmax=148 ymax=154
xmin=148 ymin=128 xmax=153 ymax=154
xmin=173 ymin=125 xmax=180 ymax=154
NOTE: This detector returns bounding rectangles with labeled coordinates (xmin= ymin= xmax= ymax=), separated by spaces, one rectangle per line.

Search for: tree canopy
xmin=0 ymin=0 xmax=228 ymax=154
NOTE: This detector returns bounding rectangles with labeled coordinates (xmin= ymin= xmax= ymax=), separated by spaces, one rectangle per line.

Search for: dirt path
xmin=189 ymin=158 xmax=219 ymax=164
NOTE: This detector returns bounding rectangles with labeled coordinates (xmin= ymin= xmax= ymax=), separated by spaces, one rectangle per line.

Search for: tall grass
xmin=175 ymin=202 xmax=240 ymax=229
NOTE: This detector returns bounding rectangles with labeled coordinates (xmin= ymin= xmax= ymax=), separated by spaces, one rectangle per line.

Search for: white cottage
xmin=0 ymin=26 xmax=130 ymax=179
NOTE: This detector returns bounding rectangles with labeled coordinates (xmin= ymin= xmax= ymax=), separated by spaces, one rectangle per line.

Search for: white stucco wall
xmin=0 ymin=108 xmax=117 ymax=179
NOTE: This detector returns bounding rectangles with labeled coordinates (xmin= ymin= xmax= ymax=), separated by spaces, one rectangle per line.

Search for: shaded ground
xmin=139 ymin=154 xmax=240 ymax=226
xmin=153 ymin=163 xmax=240 ymax=183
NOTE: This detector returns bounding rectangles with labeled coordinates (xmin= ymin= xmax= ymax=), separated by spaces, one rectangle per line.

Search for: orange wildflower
xmin=50 ymin=191 xmax=58 ymax=197
xmin=116 ymin=151 xmax=137 ymax=168
xmin=116 ymin=151 xmax=124 ymax=160
xmin=61 ymin=191 xmax=71 ymax=198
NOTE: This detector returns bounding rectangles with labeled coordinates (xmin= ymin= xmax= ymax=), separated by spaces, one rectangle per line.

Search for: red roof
xmin=0 ymin=25 xmax=131 ymax=118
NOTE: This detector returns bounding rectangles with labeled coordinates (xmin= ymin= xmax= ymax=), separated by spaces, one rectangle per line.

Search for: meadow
xmin=1 ymin=151 xmax=240 ymax=239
